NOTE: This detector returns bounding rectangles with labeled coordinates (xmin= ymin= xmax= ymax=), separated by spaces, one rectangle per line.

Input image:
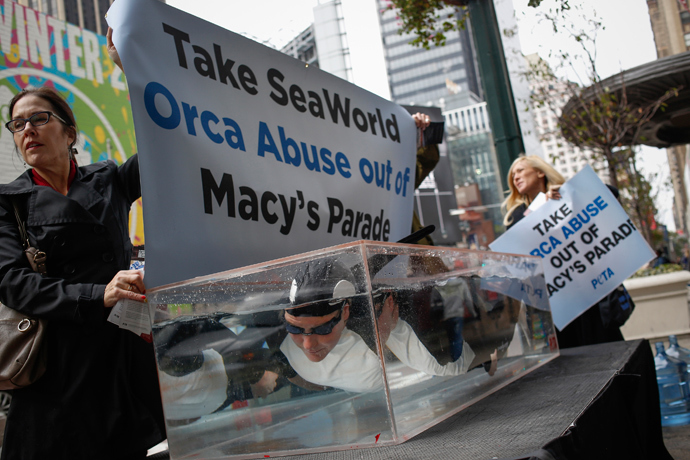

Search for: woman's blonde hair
xmin=501 ymin=155 xmax=565 ymax=227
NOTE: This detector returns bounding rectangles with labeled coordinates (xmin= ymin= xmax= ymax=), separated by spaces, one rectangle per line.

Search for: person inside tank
xmin=278 ymin=259 xmax=499 ymax=393
xmin=151 ymin=259 xmax=510 ymax=420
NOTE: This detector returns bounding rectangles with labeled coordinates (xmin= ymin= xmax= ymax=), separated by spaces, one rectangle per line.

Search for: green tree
xmin=383 ymin=0 xmax=567 ymax=48
xmin=615 ymin=149 xmax=659 ymax=245
xmin=521 ymin=4 xmax=678 ymax=246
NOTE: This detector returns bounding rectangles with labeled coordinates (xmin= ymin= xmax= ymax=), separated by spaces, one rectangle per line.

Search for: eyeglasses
xmin=5 ymin=111 xmax=68 ymax=133
xmin=285 ymin=310 xmax=343 ymax=336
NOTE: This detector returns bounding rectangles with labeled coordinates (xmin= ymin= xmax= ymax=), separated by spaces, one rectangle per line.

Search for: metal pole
xmin=466 ymin=0 xmax=525 ymax=190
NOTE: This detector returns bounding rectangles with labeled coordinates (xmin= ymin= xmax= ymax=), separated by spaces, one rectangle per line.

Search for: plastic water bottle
xmin=654 ymin=341 xmax=690 ymax=427
xmin=667 ymin=336 xmax=690 ymax=373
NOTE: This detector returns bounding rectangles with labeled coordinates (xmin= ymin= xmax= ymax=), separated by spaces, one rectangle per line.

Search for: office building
xmin=646 ymin=0 xmax=690 ymax=235
xmin=377 ymin=1 xmax=482 ymax=109
xmin=15 ymin=0 xmax=113 ymax=35
xmin=281 ymin=0 xmax=547 ymax=245
xmin=281 ymin=26 xmax=318 ymax=68
xmin=525 ymin=54 xmax=608 ymax=183
xmin=282 ymin=0 xmax=484 ymax=109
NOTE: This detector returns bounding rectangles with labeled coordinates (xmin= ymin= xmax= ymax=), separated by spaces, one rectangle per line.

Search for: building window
xmin=681 ymin=10 xmax=690 ymax=25
xmin=100 ymin=0 xmax=112 ymax=34
xmin=46 ymin=0 xmax=58 ymax=16
xmin=64 ymin=0 xmax=79 ymax=26
xmin=83 ymin=0 xmax=97 ymax=32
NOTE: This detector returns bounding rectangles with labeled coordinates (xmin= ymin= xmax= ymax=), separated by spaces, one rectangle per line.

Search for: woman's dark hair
xmin=8 ymin=87 xmax=78 ymax=149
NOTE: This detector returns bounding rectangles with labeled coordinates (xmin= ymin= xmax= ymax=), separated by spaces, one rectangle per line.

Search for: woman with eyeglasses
xmin=0 ymin=87 xmax=165 ymax=460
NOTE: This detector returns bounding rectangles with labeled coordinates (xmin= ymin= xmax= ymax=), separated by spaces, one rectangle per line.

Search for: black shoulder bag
xmin=598 ymin=285 xmax=636 ymax=329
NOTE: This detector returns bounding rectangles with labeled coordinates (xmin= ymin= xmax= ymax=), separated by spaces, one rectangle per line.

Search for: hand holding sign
xmin=106 ymin=28 xmax=123 ymax=72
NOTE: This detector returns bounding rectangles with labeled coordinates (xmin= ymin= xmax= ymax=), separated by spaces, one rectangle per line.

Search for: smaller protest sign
xmin=489 ymin=166 xmax=655 ymax=330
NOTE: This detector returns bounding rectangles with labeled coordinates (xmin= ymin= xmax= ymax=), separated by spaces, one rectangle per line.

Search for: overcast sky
xmin=165 ymin=0 xmax=320 ymax=49
xmin=513 ymin=0 xmax=658 ymax=81
xmin=164 ymin=0 xmax=675 ymax=230
xmin=165 ymin=0 xmax=658 ymax=73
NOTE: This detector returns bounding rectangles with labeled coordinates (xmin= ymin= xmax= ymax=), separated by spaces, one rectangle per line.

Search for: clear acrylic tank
xmin=147 ymin=241 xmax=559 ymax=459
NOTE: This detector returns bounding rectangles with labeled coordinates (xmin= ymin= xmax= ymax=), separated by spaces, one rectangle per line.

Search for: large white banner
xmin=106 ymin=0 xmax=416 ymax=288
xmin=490 ymin=166 xmax=655 ymax=330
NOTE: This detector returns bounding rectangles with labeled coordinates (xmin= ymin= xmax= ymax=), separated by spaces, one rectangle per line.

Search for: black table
xmin=150 ymin=339 xmax=672 ymax=460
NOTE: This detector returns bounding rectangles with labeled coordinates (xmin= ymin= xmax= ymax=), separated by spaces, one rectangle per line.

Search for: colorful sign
xmin=490 ymin=166 xmax=655 ymax=330
xmin=107 ymin=0 xmax=417 ymax=288
xmin=0 ymin=1 xmax=142 ymax=243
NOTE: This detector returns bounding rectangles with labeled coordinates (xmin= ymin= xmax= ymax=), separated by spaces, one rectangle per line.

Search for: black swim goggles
xmin=284 ymin=309 xmax=343 ymax=336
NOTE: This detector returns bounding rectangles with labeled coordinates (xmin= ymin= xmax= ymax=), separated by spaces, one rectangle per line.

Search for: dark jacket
xmin=506 ymin=203 xmax=527 ymax=231
xmin=0 ymin=155 xmax=165 ymax=460
xmin=412 ymin=144 xmax=440 ymax=246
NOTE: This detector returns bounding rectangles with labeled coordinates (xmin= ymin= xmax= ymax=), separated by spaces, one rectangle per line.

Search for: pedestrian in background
xmin=681 ymin=246 xmax=690 ymax=271
xmin=652 ymin=247 xmax=670 ymax=268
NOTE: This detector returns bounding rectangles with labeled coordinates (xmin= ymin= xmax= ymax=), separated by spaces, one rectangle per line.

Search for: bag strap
xmin=11 ymin=198 xmax=31 ymax=250
xmin=10 ymin=197 xmax=47 ymax=275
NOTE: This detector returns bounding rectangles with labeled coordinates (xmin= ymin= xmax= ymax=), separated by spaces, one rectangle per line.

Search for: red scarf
xmin=31 ymin=160 xmax=77 ymax=192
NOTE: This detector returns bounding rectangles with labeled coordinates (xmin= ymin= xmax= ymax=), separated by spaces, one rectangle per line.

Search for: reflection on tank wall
xmin=148 ymin=241 xmax=558 ymax=459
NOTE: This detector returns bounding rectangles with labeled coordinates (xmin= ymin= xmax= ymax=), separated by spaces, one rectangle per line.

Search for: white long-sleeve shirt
xmin=281 ymin=320 xmax=475 ymax=393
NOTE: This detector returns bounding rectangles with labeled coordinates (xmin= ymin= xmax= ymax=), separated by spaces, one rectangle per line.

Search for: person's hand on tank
xmin=250 ymin=371 xmax=280 ymax=399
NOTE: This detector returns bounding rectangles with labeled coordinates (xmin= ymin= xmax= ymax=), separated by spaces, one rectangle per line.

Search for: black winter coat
xmin=0 ymin=155 xmax=165 ymax=460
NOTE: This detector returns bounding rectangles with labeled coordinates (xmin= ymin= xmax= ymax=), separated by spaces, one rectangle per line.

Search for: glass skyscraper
xmin=377 ymin=1 xmax=482 ymax=110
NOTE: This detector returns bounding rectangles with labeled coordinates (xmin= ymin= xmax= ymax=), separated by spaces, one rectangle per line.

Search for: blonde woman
xmin=500 ymin=155 xmax=629 ymax=348
xmin=501 ymin=155 xmax=566 ymax=229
